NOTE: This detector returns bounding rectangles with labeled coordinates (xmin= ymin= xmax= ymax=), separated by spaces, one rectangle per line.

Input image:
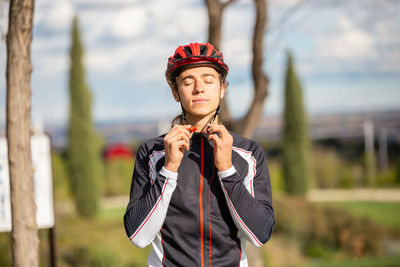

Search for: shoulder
xmin=136 ymin=134 xmax=166 ymax=159
xmin=230 ymin=131 xmax=262 ymax=152
xmin=229 ymin=131 xmax=265 ymax=159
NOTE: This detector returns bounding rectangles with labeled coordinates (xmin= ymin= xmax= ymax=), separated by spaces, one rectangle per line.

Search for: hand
xmin=207 ymin=124 xmax=233 ymax=171
xmin=164 ymin=125 xmax=193 ymax=172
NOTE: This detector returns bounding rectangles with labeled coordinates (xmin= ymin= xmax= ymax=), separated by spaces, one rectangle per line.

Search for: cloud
xmin=318 ymin=17 xmax=375 ymax=59
xmin=1 ymin=0 xmax=399 ymax=125
xmin=39 ymin=0 xmax=75 ymax=31
xmin=110 ymin=6 xmax=146 ymax=40
xmin=268 ymin=0 xmax=400 ymax=75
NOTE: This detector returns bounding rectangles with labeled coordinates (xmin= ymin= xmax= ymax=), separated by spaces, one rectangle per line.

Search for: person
xmin=124 ymin=42 xmax=274 ymax=266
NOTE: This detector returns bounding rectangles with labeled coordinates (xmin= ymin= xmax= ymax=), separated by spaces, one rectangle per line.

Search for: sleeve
xmin=123 ymin=143 xmax=178 ymax=248
xmin=218 ymin=143 xmax=275 ymax=247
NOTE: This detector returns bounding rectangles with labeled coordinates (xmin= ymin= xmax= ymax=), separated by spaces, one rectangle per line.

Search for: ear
xmin=220 ymin=82 xmax=227 ymax=99
xmin=171 ymin=88 xmax=180 ymax=102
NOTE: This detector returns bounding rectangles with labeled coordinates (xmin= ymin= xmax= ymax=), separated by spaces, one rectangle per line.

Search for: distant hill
xmin=1 ymin=109 xmax=399 ymax=150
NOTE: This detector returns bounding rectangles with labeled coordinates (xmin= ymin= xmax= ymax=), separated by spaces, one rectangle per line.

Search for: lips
xmin=193 ymin=98 xmax=208 ymax=103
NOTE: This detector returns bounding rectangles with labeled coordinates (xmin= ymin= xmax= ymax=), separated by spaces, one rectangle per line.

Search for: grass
xmin=293 ymin=255 xmax=400 ymax=267
xmin=317 ymin=201 xmax=400 ymax=231
xmin=54 ymin=203 xmax=151 ymax=267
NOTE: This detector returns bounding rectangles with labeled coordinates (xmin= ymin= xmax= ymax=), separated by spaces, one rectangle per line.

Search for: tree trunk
xmin=205 ymin=0 xmax=269 ymax=138
xmin=205 ymin=0 xmax=223 ymax=49
xmin=205 ymin=0 xmax=237 ymax=129
xmin=6 ymin=0 xmax=39 ymax=266
xmin=235 ymin=0 xmax=269 ymax=138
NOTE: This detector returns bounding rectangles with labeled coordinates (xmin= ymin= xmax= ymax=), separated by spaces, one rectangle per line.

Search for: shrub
xmin=62 ymin=245 xmax=119 ymax=267
xmin=376 ymin=168 xmax=397 ymax=187
xmin=52 ymin=152 xmax=73 ymax=201
xmin=103 ymin=159 xmax=134 ymax=196
xmin=273 ymin=197 xmax=385 ymax=257
xmin=0 ymin=233 xmax=11 ymax=267
xmin=268 ymin=159 xmax=285 ymax=195
xmin=312 ymin=147 xmax=362 ymax=189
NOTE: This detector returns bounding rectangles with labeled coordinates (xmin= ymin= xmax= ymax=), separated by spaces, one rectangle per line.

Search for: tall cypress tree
xmin=282 ymin=52 xmax=311 ymax=195
xmin=67 ymin=16 xmax=101 ymax=218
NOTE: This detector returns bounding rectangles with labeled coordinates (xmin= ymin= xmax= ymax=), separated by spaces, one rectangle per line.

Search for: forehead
xmin=177 ymin=66 xmax=219 ymax=79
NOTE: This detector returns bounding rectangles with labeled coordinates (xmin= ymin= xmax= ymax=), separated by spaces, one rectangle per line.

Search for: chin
xmin=189 ymin=109 xmax=215 ymax=118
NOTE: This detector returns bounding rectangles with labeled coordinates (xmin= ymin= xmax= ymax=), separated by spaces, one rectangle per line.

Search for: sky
xmin=0 ymin=0 xmax=399 ymax=127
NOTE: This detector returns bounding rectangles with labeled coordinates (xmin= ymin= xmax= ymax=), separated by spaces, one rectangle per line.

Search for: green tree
xmin=396 ymin=158 xmax=400 ymax=184
xmin=282 ymin=51 xmax=311 ymax=195
xmin=67 ymin=16 xmax=102 ymax=218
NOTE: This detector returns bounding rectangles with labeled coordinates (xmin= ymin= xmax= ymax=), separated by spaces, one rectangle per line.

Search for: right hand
xmin=164 ymin=125 xmax=193 ymax=172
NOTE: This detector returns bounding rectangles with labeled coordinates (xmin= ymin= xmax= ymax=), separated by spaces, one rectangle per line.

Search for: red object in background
xmin=104 ymin=143 xmax=134 ymax=162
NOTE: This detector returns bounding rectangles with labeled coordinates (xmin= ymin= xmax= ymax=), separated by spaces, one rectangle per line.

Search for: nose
xmin=193 ymin=79 xmax=205 ymax=94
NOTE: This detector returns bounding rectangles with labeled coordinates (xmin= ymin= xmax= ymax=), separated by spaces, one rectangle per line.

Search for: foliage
xmin=55 ymin=206 xmax=150 ymax=267
xmin=66 ymin=16 xmax=103 ymax=218
xmin=52 ymin=152 xmax=73 ymax=201
xmin=293 ymin=255 xmax=400 ymax=267
xmin=282 ymin=52 xmax=311 ymax=195
xmin=396 ymin=157 xmax=400 ymax=184
xmin=321 ymin=201 xmax=400 ymax=231
xmin=0 ymin=233 xmax=12 ymax=266
xmin=273 ymin=197 xmax=385 ymax=258
xmin=267 ymin=159 xmax=285 ymax=195
xmin=103 ymin=159 xmax=134 ymax=196
xmin=62 ymin=246 xmax=118 ymax=267
xmin=376 ymin=167 xmax=397 ymax=187
xmin=312 ymin=146 xmax=363 ymax=189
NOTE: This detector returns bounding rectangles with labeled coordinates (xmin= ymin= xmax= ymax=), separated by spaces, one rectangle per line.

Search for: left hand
xmin=207 ymin=124 xmax=233 ymax=171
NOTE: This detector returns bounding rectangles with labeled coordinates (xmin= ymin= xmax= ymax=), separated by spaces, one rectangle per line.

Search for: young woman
xmin=124 ymin=43 xmax=274 ymax=266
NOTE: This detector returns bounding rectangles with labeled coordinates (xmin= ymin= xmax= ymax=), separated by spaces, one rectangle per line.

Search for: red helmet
xmin=165 ymin=42 xmax=229 ymax=85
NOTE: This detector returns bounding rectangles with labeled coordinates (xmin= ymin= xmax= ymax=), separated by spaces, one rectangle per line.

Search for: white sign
xmin=0 ymin=135 xmax=55 ymax=232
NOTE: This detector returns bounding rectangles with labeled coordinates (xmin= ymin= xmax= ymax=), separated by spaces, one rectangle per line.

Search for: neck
xmin=185 ymin=112 xmax=219 ymax=132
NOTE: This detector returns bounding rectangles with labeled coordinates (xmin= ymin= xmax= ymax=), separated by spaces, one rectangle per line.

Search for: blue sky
xmin=0 ymin=0 xmax=399 ymax=127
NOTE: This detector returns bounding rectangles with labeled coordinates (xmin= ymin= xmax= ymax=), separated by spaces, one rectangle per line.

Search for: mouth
xmin=193 ymin=98 xmax=209 ymax=103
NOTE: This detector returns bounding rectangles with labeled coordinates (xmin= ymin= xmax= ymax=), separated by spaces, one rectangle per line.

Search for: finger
xmin=208 ymin=124 xmax=231 ymax=140
xmin=168 ymin=124 xmax=191 ymax=135
xmin=168 ymin=132 xmax=191 ymax=146
xmin=168 ymin=127 xmax=192 ymax=140
xmin=173 ymin=139 xmax=190 ymax=151
xmin=207 ymin=125 xmax=224 ymax=139
xmin=208 ymin=133 xmax=222 ymax=147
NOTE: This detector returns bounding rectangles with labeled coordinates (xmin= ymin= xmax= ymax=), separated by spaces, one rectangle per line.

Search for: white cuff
xmin=218 ymin=166 xmax=236 ymax=179
xmin=160 ymin=166 xmax=178 ymax=181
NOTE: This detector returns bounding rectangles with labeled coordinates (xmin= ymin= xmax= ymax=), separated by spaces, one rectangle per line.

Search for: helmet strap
xmin=176 ymin=91 xmax=189 ymax=124
xmin=175 ymin=85 xmax=222 ymax=132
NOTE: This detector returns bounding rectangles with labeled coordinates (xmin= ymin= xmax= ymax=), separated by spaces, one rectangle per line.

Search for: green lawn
xmin=318 ymin=201 xmax=400 ymax=231
xmin=294 ymin=255 xmax=400 ymax=267
xmin=55 ymin=205 xmax=150 ymax=267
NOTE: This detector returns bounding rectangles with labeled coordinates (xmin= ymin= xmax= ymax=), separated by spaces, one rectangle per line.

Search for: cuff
xmin=160 ymin=166 xmax=178 ymax=181
xmin=218 ymin=166 xmax=236 ymax=179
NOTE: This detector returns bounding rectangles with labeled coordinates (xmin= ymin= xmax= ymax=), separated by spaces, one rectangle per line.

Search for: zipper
xmin=199 ymin=136 xmax=205 ymax=267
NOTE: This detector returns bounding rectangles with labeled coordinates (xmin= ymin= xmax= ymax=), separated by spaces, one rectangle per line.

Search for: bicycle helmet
xmin=166 ymin=42 xmax=229 ymax=87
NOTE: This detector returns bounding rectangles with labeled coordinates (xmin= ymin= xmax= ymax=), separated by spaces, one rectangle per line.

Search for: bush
xmin=103 ymin=159 xmax=134 ymax=196
xmin=268 ymin=159 xmax=285 ymax=195
xmin=62 ymin=245 xmax=119 ymax=267
xmin=376 ymin=168 xmax=397 ymax=187
xmin=312 ymin=147 xmax=362 ymax=189
xmin=52 ymin=152 xmax=73 ymax=201
xmin=0 ymin=233 xmax=11 ymax=267
xmin=273 ymin=197 xmax=385 ymax=257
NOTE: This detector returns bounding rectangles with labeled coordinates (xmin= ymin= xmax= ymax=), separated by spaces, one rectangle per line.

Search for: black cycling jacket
xmin=124 ymin=131 xmax=274 ymax=266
